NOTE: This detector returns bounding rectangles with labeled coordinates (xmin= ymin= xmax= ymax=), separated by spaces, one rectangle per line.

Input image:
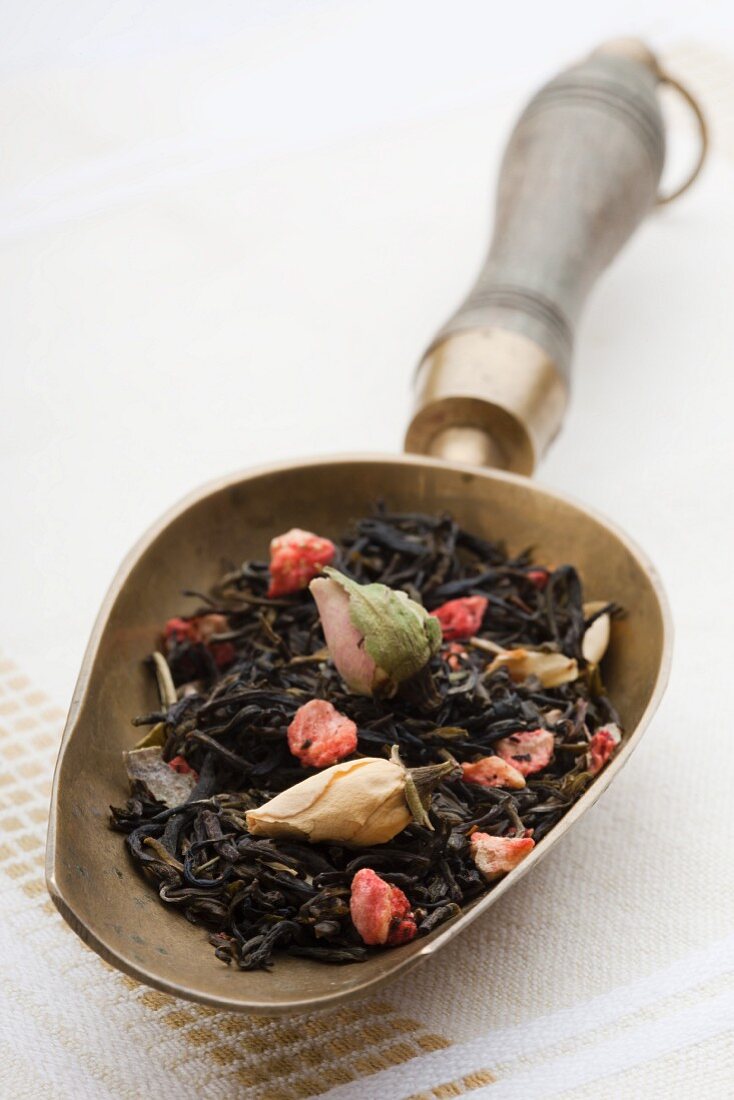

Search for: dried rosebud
xmin=168 ymin=754 xmax=198 ymax=778
xmin=287 ymin=699 xmax=358 ymax=768
xmin=470 ymin=831 xmax=535 ymax=881
xmin=309 ymin=568 xmax=442 ymax=697
xmin=582 ymin=601 xmax=611 ymax=665
xmin=487 ymin=647 xmax=578 ymax=688
xmin=495 ymin=728 xmax=554 ymax=777
xmin=350 ymin=868 xmax=417 ymax=946
xmin=527 ymin=568 xmax=549 ymax=590
xmin=432 ymin=596 xmax=488 ymax=641
xmin=588 ymin=723 xmax=622 ymax=775
xmin=267 ymin=528 xmax=336 ymax=597
xmin=245 ymin=753 xmax=452 ymax=846
xmin=461 ymin=755 xmax=526 ymax=790
xmin=164 ymin=613 xmax=234 ymax=668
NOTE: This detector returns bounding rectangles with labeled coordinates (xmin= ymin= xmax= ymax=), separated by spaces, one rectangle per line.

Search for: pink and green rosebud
xmin=309 ymin=567 xmax=442 ymax=697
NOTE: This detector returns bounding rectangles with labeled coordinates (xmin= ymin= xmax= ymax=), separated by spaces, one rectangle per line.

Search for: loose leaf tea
xmin=111 ymin=507 xmax=622 ymax=971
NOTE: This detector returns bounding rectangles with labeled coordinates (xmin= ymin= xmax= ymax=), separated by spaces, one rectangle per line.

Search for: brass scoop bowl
xmin=47 ymin=40 xmax=699 ymax=1014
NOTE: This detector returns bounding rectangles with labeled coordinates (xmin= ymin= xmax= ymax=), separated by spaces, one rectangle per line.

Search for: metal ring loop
xmin=655 ymin=71 xmax=709 ymax=205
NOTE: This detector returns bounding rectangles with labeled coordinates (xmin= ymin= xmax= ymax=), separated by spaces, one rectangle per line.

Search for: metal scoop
xmin=46 ymin=39 xmax=703 ymax=1014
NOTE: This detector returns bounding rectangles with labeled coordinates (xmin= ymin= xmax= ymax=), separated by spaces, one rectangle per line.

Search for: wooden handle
xmin=405 ymin=40 xmax=667 ymax=474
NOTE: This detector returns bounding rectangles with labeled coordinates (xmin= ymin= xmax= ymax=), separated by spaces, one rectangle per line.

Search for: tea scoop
xmin=47 ymin=38 xmax=704 ymax=1013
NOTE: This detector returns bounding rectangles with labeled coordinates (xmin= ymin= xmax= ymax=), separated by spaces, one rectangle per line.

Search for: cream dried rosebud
xmin=309 ymin=567 xmax=442 ymax=697
xmin=470 ymin=832 xmax=535 ymax=881
xmin=487 ymin=647 xmax=578 ymax=688
xmin=582 ymin=601 xmax=611 ymax=665
xmin=587 ymin=723 xmax=622 ymax=775
xmin=245 ymin=754 xmax=452 ymax=846
xmin=495 ymin=728 xmax=555 ymax=777
xmin=461 ymin=755 xmax=526 ymax=790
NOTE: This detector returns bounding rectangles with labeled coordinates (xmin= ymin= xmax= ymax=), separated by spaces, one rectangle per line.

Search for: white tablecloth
xmin=1 ymin=5 xmax=733 ymax=1097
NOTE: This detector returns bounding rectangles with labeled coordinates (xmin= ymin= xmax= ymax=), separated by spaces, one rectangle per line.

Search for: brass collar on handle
xmin=404 ymin=327 xmax=567 ymax=475
xmin=405 ymin=38 xmax=707 ymax=477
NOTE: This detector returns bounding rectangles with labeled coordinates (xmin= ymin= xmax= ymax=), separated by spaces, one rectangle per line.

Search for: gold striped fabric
xmin=1 ymin=655 xmax=491 ymax=1099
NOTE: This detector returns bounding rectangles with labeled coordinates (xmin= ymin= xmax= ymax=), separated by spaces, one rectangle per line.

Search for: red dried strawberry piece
xmin=588 ymin=723 xmax=622 ymax=775
xmin=267 ymin=528 xmax=336 ymax=598
xmin=387 ymin=913 xmax=418 ymax=946
xmin=164 ymin=617 xmax=194 ymax=646
xmin=431 ymin=596 xmax=488 ymax=641
xmin=168 ymin=755 xmax=198 ymax=779
xmin=350 ymin=868 xmax=417 ymax=946
xmin=461 ymin=755 xmax=526 ymax=790
xmin=527 ymin=569 xmax=550 ymax=590
xmin=287 ymin=699 xmax=358 ymax=768
xmin=211 ymin=642 xmax=235 ymax=668
xmin=470 ymin=832 xmax=535 ymax=881
xmin=164 ymin=613 xmax=234 ymax=668
xmin=195 ymin=614 xmax=235 ymax=668
xmin=495 ymin=728 xmax=554 ymax=777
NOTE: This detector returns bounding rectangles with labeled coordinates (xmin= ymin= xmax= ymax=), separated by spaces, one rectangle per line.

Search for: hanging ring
xmin=655 ymin=70 xmax=709 ymax=205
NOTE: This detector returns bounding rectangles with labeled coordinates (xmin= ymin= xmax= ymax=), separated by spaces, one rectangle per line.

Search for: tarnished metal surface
xmin=46 ymin=454 xmax=671 ymax=1014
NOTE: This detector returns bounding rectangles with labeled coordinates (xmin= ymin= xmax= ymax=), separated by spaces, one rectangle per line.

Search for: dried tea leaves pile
xmin=111 ymin=510 xmax=621 ymax=970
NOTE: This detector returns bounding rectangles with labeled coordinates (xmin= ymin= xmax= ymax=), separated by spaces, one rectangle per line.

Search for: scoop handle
xmin=405 ymin=40 xmax=668 ymax=474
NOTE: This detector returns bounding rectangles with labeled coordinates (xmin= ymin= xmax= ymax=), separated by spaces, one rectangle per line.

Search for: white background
xmin=1 ymin=0 xmax=733 ymax=707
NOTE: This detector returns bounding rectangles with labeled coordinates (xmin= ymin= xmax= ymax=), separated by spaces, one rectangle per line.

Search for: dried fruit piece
xmin=349 ymin=868 xmax=417 ymax=946
xmin=165 ymin=613 xmax=228 ymax=646
xmin=309 ymin=568 xmax=441 ymax=697
xmin=527 ymin=568 xmax=549 ymax=590
xmin=267 ymin=528 xmax=336 ymax=598
xmin=287 ymin=699 xmax=358 ymax=768
xmin=444 ymin=642 xmax=467 ymax=671
xmin=487 ymin=647 xmax=578 ymax=688
xmin=164 ymin=613 xmax=234 ymax=668
xmin=168 ymin=755 xmax=198 ymax=778
xmin=124 ymin=747 xmax=197 ymax=807
xmin=461 ymin=755 xmax=526 ymax=790
xmin=432 ymin=596 xmax=488 ymax=641
xmin=195 ymin=615 xmax=229 ymax=645
xmin=588 ymin=723 xmax=622 ymax=775
xmin=164 ymin=617 xmax=195 ymax=646
xmin=495 ymin=728 xmax=554 ymax=777
xmin=470 ymin=832 xmax=535 ymax=881
xmin=582 ymin=601 xmax=611 ymax=665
